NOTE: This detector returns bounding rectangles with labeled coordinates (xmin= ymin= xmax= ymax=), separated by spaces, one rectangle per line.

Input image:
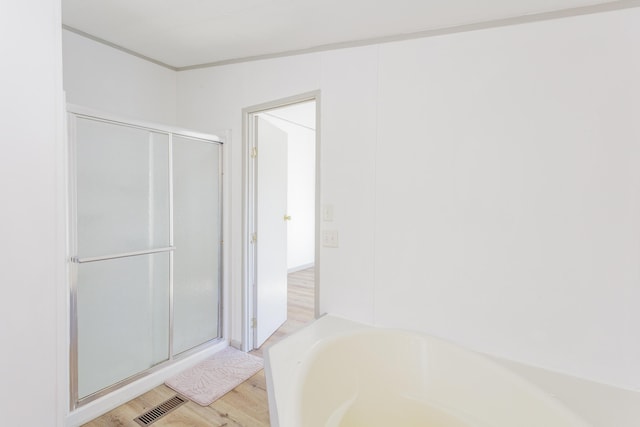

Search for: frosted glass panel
xmin=77 ymin=253 xmax=170 ymax=398
xmin=71 ymin=112 xmax=224 ymax=405
xmin=173 ymin=136 xmax=221 ymax=354
xmin=76 ymin=118 xmax=170 ymax=258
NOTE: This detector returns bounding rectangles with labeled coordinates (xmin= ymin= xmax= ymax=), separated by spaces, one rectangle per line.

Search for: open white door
xmin=254 ymin=116 xmax=289 ymax=348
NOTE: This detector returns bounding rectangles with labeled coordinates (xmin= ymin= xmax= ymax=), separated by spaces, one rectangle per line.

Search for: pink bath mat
xmin=165 ymin=347 xmax=263 ymax=406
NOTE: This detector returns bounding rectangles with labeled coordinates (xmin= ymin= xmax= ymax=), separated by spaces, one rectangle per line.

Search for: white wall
xmin=62 ymin=30 xmax=177 ymax=124
xmin=0 ymin=1 xmax=65 ymax=425
xmin=374 ymin=10 xmax=640 ymax=390
xmin=176 ymin=7 xmax=640 ymax=390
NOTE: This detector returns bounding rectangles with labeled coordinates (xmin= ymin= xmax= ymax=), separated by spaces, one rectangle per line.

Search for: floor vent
xmin=134 ymin=395 xmax=188 ymax=426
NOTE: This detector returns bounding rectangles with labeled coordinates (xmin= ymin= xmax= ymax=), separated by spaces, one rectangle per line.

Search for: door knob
xmin=284 ymin=215 xmax=292 ymax=221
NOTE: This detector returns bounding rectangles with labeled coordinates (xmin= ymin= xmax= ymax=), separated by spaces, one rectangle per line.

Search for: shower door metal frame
xmin=67 ymin=105 xmax=224 ymax=409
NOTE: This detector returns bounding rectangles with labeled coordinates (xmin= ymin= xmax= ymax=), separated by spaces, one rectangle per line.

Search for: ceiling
xmin=62 ymin=0 xmax=627 ymax=70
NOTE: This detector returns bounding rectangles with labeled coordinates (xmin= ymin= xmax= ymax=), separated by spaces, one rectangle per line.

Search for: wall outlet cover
xmin=322 ymin=230 xmax=339 ymax=248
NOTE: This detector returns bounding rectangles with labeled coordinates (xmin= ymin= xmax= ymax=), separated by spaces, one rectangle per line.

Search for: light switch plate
xmin=323 ymin=204 xmax=334 ymax=221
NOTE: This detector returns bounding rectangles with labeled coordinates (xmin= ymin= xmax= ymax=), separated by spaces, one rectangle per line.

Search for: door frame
xmin=241 ymin=91 xmax=321 ymax=351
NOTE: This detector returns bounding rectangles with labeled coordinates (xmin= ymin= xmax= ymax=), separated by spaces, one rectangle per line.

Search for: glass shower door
xmin=172 ymin=135 xmax=222 ymax=354
xmin=70 ymin=110 xmax=224 ymax=407
xmin=73 ymin=117 xmax=171 ymax=400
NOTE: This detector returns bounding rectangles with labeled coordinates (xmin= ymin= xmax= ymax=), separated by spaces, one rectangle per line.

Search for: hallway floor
xmin=83 ymin=267 xmax=315 ymax=427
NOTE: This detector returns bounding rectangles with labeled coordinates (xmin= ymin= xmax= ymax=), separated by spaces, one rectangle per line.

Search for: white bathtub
xmin=264 ymin=315 xmax=591 ymax=427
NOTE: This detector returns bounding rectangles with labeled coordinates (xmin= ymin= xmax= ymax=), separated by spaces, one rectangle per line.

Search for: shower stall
xmin=67 ymin=106 xmax=223 ymax=408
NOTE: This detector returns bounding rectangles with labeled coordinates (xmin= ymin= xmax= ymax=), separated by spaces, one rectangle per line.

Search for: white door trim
xmin=241 ymin=91 xmax=321 ymax=351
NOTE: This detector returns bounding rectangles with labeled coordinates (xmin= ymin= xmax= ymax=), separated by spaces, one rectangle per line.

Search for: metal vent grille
xmin=134 ymin=395 xmax=188 ymax=426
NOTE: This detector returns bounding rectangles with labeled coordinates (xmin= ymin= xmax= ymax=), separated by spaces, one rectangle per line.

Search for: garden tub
xmin=264 ymin=315 xmax=590 ymax=427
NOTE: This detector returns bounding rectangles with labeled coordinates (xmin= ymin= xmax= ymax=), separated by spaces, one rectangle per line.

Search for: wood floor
xmin=83 ymin=267 xmax=315 ymax=427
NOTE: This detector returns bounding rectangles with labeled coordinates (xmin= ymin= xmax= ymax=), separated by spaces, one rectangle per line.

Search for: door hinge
xmin=250 ymin=147 xmax=257 ymax=158
xmin=251 ymin=318 xmax=257 ymax=328
xmin=251 ymin=232 xmax=257 ymax=244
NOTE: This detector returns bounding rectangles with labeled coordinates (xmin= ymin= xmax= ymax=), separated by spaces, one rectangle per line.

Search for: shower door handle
xmin=72 ymin=246 xmax=176 ymax=263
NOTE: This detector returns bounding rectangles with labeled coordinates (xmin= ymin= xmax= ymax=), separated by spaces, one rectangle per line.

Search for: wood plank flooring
xmin=83 ymin=267 xmax=315 ymax=427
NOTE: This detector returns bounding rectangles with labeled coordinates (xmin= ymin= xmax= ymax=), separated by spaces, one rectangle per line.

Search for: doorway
xmin=243 ymin=92 xmax=320 ymax=351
